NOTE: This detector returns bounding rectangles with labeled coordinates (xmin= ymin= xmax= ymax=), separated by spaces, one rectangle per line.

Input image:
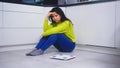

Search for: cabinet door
xmin=58 ymin=0 xmax=66 ymax=5
xmin=0 ymin=11 xmax=2 ymax=27
xmin=0 ymin=2 xmax=2 ymax=27
xmin=67 ymin=0 xmax=79 ymax=4
xmin=115 ymin=1 xmax=120 ymax=48
xmin=0 ymin=2 xmax=3 ymax=45
xmin=0 ymin=2 xmax=2 ymax=10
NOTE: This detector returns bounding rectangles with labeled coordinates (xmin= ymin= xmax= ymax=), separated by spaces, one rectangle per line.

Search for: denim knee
xmin=49 ymin=34 xmax=57 ymax=38
xmin=56 ymin=34 xmax=65 ymax=37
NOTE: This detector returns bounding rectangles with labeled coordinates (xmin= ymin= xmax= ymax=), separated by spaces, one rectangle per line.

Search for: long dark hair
xmin=49 ymin=7 xmax=71 ymax=23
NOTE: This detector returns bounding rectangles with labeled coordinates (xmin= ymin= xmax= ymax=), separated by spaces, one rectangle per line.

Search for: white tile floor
xmin=0 ymin=44 xmax=120 ymax=68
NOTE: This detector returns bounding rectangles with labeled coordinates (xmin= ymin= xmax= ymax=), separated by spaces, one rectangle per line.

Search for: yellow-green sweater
xmin=43 ymin=19 xmax=76 ymax=43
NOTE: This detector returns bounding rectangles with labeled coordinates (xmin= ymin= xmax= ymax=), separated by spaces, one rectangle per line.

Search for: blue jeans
xmin=35 ymin=34 xmax=76 ymax=52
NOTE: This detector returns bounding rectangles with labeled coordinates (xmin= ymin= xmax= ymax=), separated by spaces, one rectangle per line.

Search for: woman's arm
xmin=43 ymin=12 xmax=55 ymax=32
xmin=39 ymin=34 xmax=43 ymax=39
xmin=43 ymin=21 xmax=70 ymax=36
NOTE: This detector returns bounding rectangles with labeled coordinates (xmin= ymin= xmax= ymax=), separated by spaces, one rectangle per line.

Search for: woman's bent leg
xmin=53 ymin=41 xmax=63 ymax=52
xmin=40 ymin=34 xmax=57 ymax=51
xmin=26 ymin=37 xmax=49 ymax=56
xmin=54 ymin=34 xmax=75 ymax=52
xmin=26 ymin=35 xmax=57 ymax=56
xmin=35 ymin=37 xmax=48 ymax=49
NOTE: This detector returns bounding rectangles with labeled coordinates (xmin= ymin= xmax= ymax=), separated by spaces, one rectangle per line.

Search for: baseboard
xmin=0 ymin=44 xmax=35 ymax=52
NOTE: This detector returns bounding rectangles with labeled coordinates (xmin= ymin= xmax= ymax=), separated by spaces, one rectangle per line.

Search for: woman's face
xmin=51 ymin=12 xmax=61 ymax=23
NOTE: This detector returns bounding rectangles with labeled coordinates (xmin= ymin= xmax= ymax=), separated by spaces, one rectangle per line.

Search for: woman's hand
xmin=39 ymin=34 xmax=43 ymax=40
xmin=45 ymin=12 xmax=55 ymax=19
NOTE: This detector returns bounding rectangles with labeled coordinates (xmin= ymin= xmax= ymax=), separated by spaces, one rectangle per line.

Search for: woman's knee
xmin=49 ymin=34 xmax=65 ymax=38
xmin=49 ymin=34 xmax=57 ymax=38
xmin=56 ymin=34 xmax=66 ymax=38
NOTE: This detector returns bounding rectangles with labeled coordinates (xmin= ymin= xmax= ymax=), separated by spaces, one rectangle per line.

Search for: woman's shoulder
xmin=64 ymin=20 xmax=71 ymax=23
xmin=63 ymin=20 xmax=73 ymax=25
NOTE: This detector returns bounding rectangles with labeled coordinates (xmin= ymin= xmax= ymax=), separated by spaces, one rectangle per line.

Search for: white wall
xmin=115 ymin=1 xmax=120 ymax=48
xmin=3 ymin=3 xmax=44 ymax=28
xmin=0 ymin=2 xmax=44 ymax=46
xmin=66 ymin=1 xmax=116 ymax=47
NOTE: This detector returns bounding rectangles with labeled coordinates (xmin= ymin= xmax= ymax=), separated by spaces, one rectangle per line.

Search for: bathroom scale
xmin=50 ymin=54 xmax=76 ymax=61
